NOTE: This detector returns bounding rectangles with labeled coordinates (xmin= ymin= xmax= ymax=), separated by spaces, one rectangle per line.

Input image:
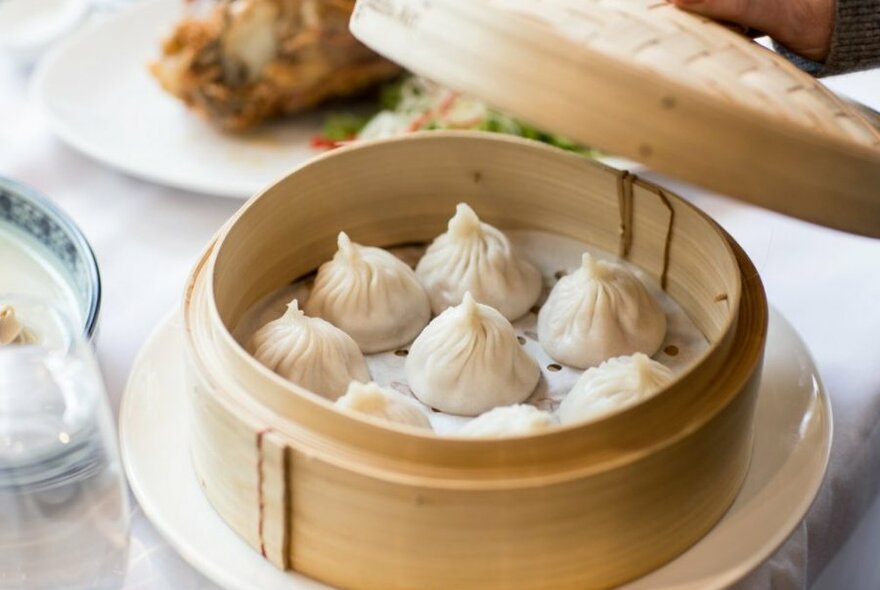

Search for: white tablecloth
xmin=2 ymin=51 xmax=880 ymax=590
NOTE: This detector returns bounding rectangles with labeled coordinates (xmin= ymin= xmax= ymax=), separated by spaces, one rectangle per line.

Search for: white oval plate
xmin=120 ymin=309 xmax=831 ymax=590
xmin=30 ymin=0 xmax=638 ymax=199
xmin=31 ymin=0 xmax=328 ymax=199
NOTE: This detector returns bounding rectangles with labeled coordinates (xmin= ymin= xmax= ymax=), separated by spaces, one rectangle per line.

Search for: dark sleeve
xmin=774 ymin=0 xmax=880 ymax=77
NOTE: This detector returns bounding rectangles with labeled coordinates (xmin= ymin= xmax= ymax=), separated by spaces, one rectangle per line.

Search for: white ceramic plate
xmin=120 ymin=309 xmax=831 ymax=590
xmin=30 ymin=0 xmax=639 ymax=199
xmin=31 ymin=0 xmax=329 ymax=199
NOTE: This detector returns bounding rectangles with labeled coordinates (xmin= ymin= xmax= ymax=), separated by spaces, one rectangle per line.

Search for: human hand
xmin=669 ymin=0 xmax=835 ymax=62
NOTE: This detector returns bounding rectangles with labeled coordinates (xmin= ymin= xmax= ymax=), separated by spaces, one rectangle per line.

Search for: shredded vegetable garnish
xmin=313 ymin=77 xmax=598 ymax=156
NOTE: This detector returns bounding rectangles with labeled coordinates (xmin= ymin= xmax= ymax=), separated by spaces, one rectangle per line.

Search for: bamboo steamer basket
xmin=184 ymin=133 xmax=766 ymax=589
xmin=181 ymin=0 xmax=880 ymax=587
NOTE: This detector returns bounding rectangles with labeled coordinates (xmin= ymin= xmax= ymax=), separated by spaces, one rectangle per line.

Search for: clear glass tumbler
xmin=0 ymin=297 xmax=129 ymax=590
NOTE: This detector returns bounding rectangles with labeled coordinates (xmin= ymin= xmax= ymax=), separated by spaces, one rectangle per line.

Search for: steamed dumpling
xmin=556 ymin=354 xmax=673 ymax=424
xmin=0 ymin=305 xmax=33 ymax=345
xmin=248 ymin=300 xmax=370 ymax=399
xmin=538 ymin=253 xmax=666 ymax=369
xmin=335 ymin=381 xmax=432 ymax=429
xmin=0 ymin=305 xmax=23 ymax=345
xmin=459 ymin=404 xmax=556 ymax=438
xmin=305 ymin=232 xmax=431 ymax=353
xmin=415 ymin=203 xmax=541 ymax=320
xmin=405 ymin=292 xmax=540 ymax=416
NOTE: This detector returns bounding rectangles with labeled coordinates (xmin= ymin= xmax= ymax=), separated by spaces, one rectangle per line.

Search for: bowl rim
xmin=0 ymin=176 xmax=101 ymax=340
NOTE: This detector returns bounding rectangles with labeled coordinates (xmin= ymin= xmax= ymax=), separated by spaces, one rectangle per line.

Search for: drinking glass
xmin=0 ymin=296 xmax=129 ymax=590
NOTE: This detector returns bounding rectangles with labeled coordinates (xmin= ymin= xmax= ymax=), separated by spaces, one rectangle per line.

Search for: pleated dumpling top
xmin=557 ymin=354 xmax=673 ymax=424
xmin=248 ymin=300 xmax=370 ymax=399
xmin=415 ymin=203 xmax=541 ymax=321
xmin=305 ymin=232 xmax=431 ymax=353
xmin=405 ymin=292 xmax=540 ymax=416
xmin=335 ymin=381 xmax=432 ymax=430
xmin=459 ymin=404 xmax=556 ymax=438
xmin=538 ymin=253 xmax=666 ymax=369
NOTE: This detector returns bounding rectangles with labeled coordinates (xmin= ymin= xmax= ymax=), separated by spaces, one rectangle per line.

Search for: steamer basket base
xmin=120 ymin=307 xmax=831 ymax=590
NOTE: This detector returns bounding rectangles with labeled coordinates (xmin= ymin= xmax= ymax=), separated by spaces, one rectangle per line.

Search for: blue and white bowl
xmin=0 ymin=177 xmax=100 ymax=339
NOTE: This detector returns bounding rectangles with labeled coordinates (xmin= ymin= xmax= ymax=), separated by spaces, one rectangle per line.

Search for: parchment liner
xmin=234 ymin=229 xmax=708 ymax=435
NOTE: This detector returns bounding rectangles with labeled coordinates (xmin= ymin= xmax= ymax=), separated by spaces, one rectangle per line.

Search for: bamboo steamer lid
xmin=350 ymin=0 xmax=880 ymax=237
